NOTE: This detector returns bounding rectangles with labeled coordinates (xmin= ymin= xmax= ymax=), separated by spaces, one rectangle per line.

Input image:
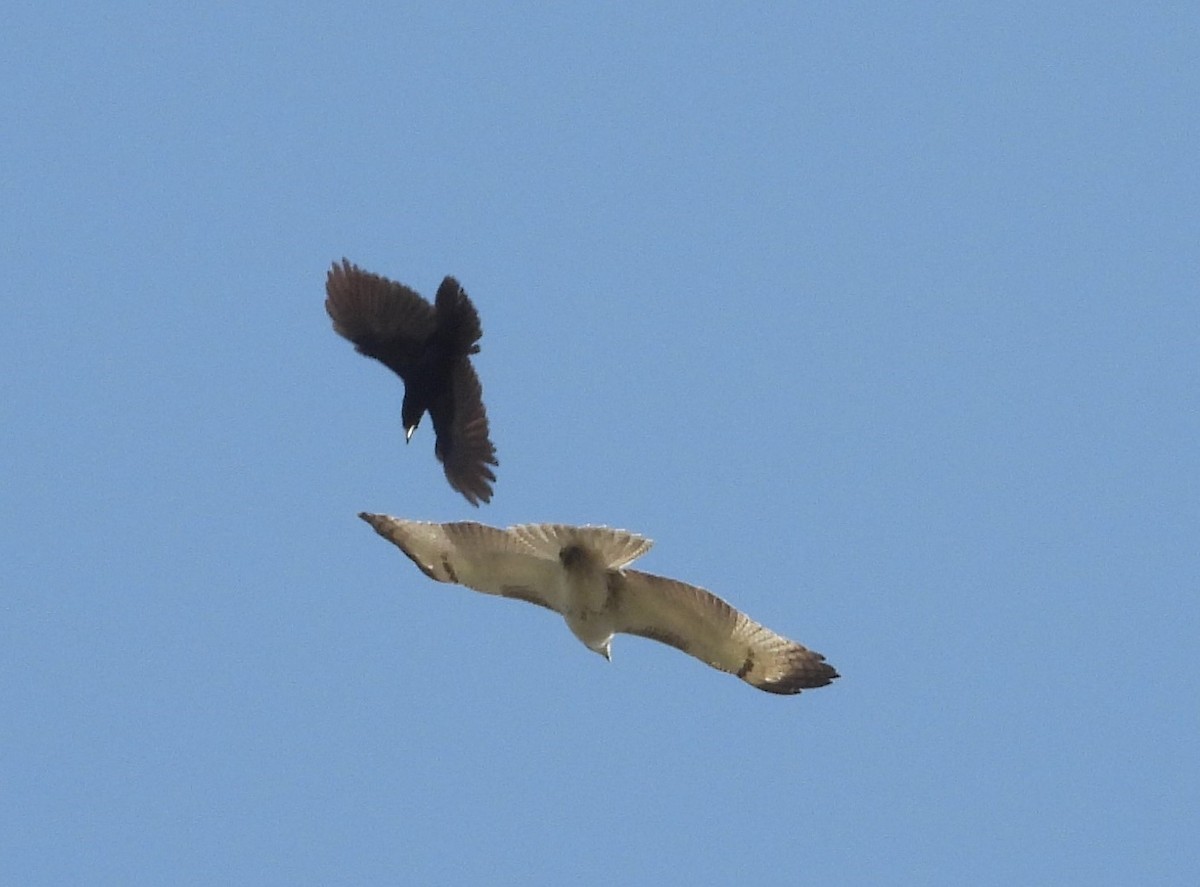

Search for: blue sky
xmin=3 ymin=3 xmax=1196 ymax=884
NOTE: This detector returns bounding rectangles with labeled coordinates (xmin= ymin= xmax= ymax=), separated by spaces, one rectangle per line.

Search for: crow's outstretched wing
xmin=429 ymin=360 xmax=498 ymax=506
xmin=325 ymin=259 xmax=436 ymax=378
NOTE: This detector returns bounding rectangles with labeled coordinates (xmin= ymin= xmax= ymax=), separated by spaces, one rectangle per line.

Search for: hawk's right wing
xmin=358 ymin=514 xmax=564 ymax=612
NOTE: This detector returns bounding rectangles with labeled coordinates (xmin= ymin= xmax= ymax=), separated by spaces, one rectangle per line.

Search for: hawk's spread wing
xmin=609 ymin=569 xmax=838 ymax=695
xmin=358 ymin=514 xmax=563 ymax=611
xmin=325 ymin=259 xmax=436 ymax=377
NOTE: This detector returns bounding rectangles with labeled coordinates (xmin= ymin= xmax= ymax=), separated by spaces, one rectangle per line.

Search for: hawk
xmin=326 ymin=260 xmax=498 ymax=505
xmin=359 ymin=513 xmax=838 ymax=695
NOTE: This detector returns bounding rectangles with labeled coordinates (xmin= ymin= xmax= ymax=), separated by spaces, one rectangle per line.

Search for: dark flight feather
xmin=326 ymin=259 xmax=498 ymax=505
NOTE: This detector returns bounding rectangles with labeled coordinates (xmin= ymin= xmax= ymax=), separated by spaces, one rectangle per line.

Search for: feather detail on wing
xmin=433 ymin=276 xmax=483 ymax=355
xmin=609 ymin=569 xmax=839 ymax=695
xmin=358 ymin=514 xmax=563 ymax=611
xmin=325 ymin=259 xmax=437 ymax=375
xmin=509 ymin=523 xmax=653 ymax=569
xmin=430 ymin=360 xmax=498 ymax=506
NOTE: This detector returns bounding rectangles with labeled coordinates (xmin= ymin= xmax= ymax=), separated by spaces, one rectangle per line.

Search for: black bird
xmin=325 ymin=259 xmax=498 ymax=505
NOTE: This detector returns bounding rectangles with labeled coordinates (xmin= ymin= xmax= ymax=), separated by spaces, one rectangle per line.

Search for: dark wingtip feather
xmin=753 ymin=654 xmax=840 ymax=695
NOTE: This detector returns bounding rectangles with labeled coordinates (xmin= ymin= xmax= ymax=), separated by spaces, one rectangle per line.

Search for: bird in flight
xmin=326 ymin=260 xmax=498 ymax=505
xmin=359 ymin=513 xmax=839 ymax=695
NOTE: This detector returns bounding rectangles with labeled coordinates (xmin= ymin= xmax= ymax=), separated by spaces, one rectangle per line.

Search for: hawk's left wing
xmin=609 ymin=569 xmax=838 ymax=695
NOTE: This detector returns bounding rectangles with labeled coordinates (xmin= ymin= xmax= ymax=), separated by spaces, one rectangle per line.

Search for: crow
xmin=325 ymin=259 xmax=498 ymax=505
